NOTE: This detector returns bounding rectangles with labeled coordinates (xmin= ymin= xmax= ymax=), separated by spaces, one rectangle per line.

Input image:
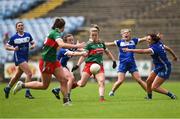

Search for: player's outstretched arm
xmin=65 ymin=51 xmax=87 ymax=57
xmin=164 ymin=45 xmax=178 ymax=61
xmin=138 ymin=36 xmax=148 ymax=43
xmin=123 ymin=48 xmax=153 ymax=54
xmin=105 ymin=41 xmax=116 ymax=46
xmin=56 ymin=38 xmax=85 ymax=49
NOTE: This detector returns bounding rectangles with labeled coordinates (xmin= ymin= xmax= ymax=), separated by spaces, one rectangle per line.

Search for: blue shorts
xmin=153 ymin=64 xmax=171 ymax=80
xmin=14 ymin=56 xmax=28 ymax=66
xmin=118 ymin=61 xmax=138 ymax=73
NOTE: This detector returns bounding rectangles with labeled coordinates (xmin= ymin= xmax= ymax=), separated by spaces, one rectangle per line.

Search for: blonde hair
xmin=120 ymin=28 xmax=131 ymax=34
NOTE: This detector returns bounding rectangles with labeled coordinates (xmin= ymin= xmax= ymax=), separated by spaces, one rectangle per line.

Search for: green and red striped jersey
xmin=85 ymin=40 xmax=107 ymax=64
xmin=41 ymin=29 xmax=62 ymax=62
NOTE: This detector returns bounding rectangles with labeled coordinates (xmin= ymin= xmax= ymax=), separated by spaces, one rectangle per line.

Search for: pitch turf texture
xmin=0 ymin=81 xmax=180 ymax=118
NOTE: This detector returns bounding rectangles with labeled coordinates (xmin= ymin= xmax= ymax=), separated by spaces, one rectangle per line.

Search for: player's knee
xmin=151 ymin=85 xmax=158 ymax=91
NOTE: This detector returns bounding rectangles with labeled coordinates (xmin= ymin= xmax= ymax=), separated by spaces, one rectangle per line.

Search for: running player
xmin=123 ymin=33 xmax=177 ymax=99
xmin=52 ymin=34 xmax=87 ymax=101
xmin=4 ymin=21 xmax=36 ymax=99
xmin=72 ymin=25 xmax=117 ymax=102
xmin=13 ymin=18 xmax=85 ymax=105
xmin=105 ymin=29 xmax=147 ymax=96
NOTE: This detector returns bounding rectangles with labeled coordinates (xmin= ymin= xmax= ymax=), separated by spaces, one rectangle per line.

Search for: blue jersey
xmin=150 ymin=41 xmax=171 ymax=79
xmin=150 ymin=41 xmax=171 ymax=67
xmin=57 ymin=48 xmax=71 ymax=67
xmin=115 ymin=38 xmax=139 ymax=63
xmin=7 ymin=32 xmax=33 ymax=65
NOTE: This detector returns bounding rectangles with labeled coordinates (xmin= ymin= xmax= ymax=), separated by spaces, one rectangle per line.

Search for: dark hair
xmin=15 ymin=21 xmax=23 ymax=28
xmin=148 ymin=33 xmax=160 ymax=43
xmin=91 ymin=24 xmax=100 ymax=32
xmin=63 ymin=34 xmax=73 ymax=42
xmin=52 ymin=18 xmax=65 ymax=30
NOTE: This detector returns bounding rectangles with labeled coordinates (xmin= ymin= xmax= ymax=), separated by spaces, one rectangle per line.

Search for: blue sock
xmin=26 ymin=89 xmax=30 ymax=94
xmin=167 ymin=92 xmax=173 ymax=97
xmin=55 ymin=88 xmax=60 ymax=92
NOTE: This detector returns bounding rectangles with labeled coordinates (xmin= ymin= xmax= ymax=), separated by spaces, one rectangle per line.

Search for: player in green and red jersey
xmin=72 ymin=25 xmax=117 ymax=102
xmin=13 ymin=18 xmax=85 ymax=105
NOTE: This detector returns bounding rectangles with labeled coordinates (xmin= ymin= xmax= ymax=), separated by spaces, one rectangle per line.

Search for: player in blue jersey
xmin=4 ymin=21 xmax=36 ymax=99
xmin=52 ymin=34 xmax=87 ymax=101
xmin=123 ymin=33 xmax=177 ymax=99
xmin=105 ymin=29 xmax=147 ymax=96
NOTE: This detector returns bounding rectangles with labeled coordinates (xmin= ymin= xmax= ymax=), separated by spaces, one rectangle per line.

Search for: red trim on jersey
xmin=44 ymin=38 xmax=58 ymax=48
xmin=88 ymin=48 xmax=104 ymax=55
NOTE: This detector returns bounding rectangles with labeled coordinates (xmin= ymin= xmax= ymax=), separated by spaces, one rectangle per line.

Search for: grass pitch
xmin=0 ymin=81 xmax=180 ymax=118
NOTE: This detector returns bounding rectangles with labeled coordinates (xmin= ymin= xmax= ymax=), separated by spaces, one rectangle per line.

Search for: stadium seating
xmin=45 ymin=0 xmax=180 ymax=80
xmin=0 ymin=16 xmax=85 ymax=63
xmin=0 ymin=0 xmax=45 ymax=19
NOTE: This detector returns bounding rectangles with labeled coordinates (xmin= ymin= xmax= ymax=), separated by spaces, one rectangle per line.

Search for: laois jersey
xmin=150 ymin=41 xmax=171 ymax=67
xmin=115 ymin=38 xmax=139 ymax=63
xmin=57 ymin=48 xmax=72 ymax=67
xmin=7 ymin=32 xmax=33 ymax=62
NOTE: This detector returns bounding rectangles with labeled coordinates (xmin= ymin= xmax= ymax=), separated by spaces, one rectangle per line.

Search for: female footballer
xmin=4 ymin=21 xmax=36 ymax=99
xmin=123 ymin=33 xmax=177 ymax=99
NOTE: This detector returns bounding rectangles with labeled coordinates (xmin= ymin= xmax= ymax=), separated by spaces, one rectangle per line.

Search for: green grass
xmin=0 ymin=81 xmax=180 ymax=118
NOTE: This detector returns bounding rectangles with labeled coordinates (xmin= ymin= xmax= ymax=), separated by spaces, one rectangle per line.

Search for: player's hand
xmin=30 ymin=45 xmax=35 ymax=50
xmin=81 ymin=51 xmax=88 ymax=57
xmin=71 ymin=65 xmax=79 ymax=72
xmin=112 ymin=61 xmax=117 ymax=69
xmin=122 ymin=48 xmax=128 ymax=52
xmin=76 ymin=42 xmax=85 ymax=48
xmin=14 ymin=46 xmax=19 ymax=51
xmin=173 ymin=56 xmax=178 ymax=62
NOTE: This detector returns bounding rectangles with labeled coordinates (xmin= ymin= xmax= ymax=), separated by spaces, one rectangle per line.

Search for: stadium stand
xmin=45 ymin=0 xmax=180 ymax=80
xmin=0 ymin=0 xmax=179 ymax=80
xmin=20 ymin=0 xmax=64 ymax=19
xmin=0 ymin=0 xmax=45 ymax=19
xmin=0 ymin=16 xmax=85 ymax=63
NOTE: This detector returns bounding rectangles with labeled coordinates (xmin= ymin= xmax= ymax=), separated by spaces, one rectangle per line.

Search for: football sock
xmin=167 ymin=92 xmax=174 ymax=98
xmin=63 ymin=98 xmax=69 ymax=103
xmin=26 ymin=89 xmax=30 ymax=94
xmin=55 ymin=88 xmax=60 ymax=92
xmin=147 ymin=93 xmax=152 ymax=99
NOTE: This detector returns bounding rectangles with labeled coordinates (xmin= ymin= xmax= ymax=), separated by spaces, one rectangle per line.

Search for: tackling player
xmin=123 ymin=33 xmax=177 ymax=99
xmin=52 ymin=34 xmax=86 ymax=102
